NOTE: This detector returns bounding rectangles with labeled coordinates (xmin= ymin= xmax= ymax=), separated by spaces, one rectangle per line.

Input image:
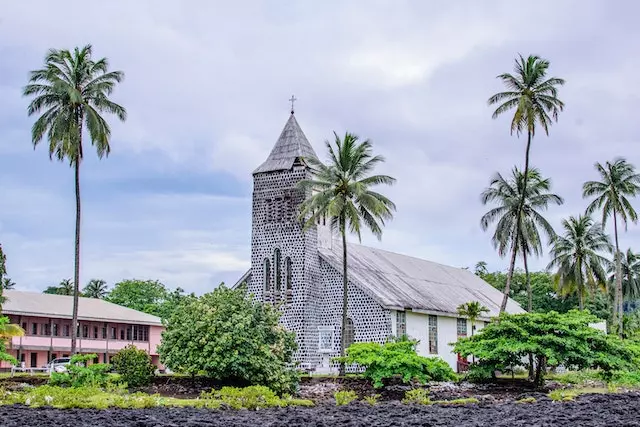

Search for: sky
xmin=0 ymin=1 xmax=639 ymax=295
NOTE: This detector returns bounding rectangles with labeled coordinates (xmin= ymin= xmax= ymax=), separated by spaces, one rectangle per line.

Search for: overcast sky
xmin=0 ymin=1 xmax=638 ymax=294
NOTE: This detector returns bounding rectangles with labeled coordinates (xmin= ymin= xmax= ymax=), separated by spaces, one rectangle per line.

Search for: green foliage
xmin=105 ymin=280 xmax=195 ymax=320
xmin=547 ymin=370 xmax=601 ymax=385
xmin=83 ymin=279 xmax=109 ymax=299
xmin=111 ymin=344 xmax=155 ymax=387
xmin=158 ymin=285 xmax=298 ymax=395
xmin=435 ymin=397 xmax=479 ymax=405
xmin=201 ymin=386 xmax=313 ymax=409
xmin=43 ymin=279 xmax=75 ymax=296
xmin=608 ymin=370 xmax=640 ymax=387
xmin=549 ymin=389 xmax=578 ymax=401
xmin=336 ymin=337 xmax=456 ymax=388
xmin=402 ymin=388 xmax=430 ymax=405
xmin=516 ymin=397 xmax=537 ymax=404
xmin=363 ymin=394 xmax=380 ymax=405
xmin=454 ymin=311 xmax=639 ymax=385
xmin=49 ymin=354 xmax=111 ymax=388
xmin=0 ymin=317 xmax=18 ymax=365
xmin=334 ymin=390 xmax=358 ymax=406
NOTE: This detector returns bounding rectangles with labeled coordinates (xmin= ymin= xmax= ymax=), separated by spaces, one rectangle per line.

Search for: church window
xmin=318 ymin=326 xmax=334 ymax=353
xmin=428 ymin=315 xmax=438 ymax=354
xmin=263 ymin=258 xmax=271 ymax=292
xmin=285 ymin=257 xmax=292 ymax=290
xmin=456 ymin=318 xmax=467 ymax=338
xmin=274 ymin=249 xmax=282 ymax=292
xmin=396 ymin=311 xmax=406 ymax=337
xmin=344 ymin=318 xmax=355 ymax=348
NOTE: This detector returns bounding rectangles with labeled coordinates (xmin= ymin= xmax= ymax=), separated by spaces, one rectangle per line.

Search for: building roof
xmin=319 ymin=242 xmax=524 ymax=318
xmin=1 ymin=291 xmax=163 ymax=326
xmin=253 ymin=113 xmax=318 ymax=174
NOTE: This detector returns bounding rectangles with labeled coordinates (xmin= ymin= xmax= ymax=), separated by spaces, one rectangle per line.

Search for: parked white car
xmin=48 ymin=357 xmax=71 ymax=373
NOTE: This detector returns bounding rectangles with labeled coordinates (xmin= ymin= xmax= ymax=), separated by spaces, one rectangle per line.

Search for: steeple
xmin=253 ymin=113 xmax=318 ymax=174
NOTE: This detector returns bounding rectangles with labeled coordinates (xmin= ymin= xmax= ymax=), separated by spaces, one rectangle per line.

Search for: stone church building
xmin=234 ymin=112 xmax=523 ymax=373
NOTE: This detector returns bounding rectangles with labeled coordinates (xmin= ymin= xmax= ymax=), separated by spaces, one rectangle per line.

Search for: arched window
xmin=344 ymin=318 xmax=355 ymax=349
xmin=285 ymin=257 xmax=292 ymax=291
xmin=263 ymin=258 xmax=271 ymax=292
xmin=274 ymin=248 xmax=281 ymax=292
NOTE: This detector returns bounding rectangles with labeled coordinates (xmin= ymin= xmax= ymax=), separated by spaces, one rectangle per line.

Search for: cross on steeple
xmin=289 ymin=95 xmax=297 ymax=114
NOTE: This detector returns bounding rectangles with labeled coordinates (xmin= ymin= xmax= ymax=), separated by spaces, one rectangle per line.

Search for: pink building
xmin=0 ymin=290 xmax=164 ymax=370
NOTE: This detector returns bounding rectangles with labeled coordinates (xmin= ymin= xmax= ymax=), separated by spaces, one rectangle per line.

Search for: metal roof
xmin=253 ymin=113 xmax=318 ymax=174
xmin=319 ymin=242 xmax=524 ymax=318
xmin=1 ymin=291 xmax=163 ymax=326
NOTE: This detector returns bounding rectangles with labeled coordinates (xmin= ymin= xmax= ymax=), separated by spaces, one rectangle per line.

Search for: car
xmin=48 ymin=357 xmax=71 ymax=373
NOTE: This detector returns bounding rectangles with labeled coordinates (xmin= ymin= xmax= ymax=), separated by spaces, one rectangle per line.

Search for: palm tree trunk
xmin=70 ymin=119 xmax=83 ymax=356
xmin=339 ymin=216 xmax=348 ymax=377
xmin=613 ymin=211 xmax=623 ymax=336
xmin=501 ymin=130 xmax=532 ymax=313
xmin=523 ymin=250 xmax=534 ymax=381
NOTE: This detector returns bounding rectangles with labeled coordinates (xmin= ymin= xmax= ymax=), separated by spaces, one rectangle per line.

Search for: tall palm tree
xmin=488 ymin=54 xmax=565 ymax=312
xmin=583 ymin=158 xmax=640 ymax=333
xmin=43 ymin=279 xmax=75 ymax=296
xmin=457 ymin=301 xmax=489 ymax=336
xmin=0 ymin=244 xmax=6 ymax=306
xmin=83 ymin=279 xmax=108 ymax=299
xmin=480 ymin=167 xmax=563 ymax=311
xmin=474 ymin=261 xmax=489 ymax=276
xmin=298 ymin=132 xmax=396 ymax=375
xmin=1 ymin=278 xmax=16 ymax=290
xmin=23 ymin=45 xmax=126 ymax=354
xmin=609 ymin=248 xmax=640 ymax=304
xmin=547 ymin=215 xmax=611 ymax=310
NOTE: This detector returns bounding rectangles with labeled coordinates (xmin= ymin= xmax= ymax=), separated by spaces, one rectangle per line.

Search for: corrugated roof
xmin=253 ymin=113 xmax=318 ymax=174
xmin=1 ymin=291 xmax=163 ymax=326
xmin=319 ymin=242 xmax=524 ymax=318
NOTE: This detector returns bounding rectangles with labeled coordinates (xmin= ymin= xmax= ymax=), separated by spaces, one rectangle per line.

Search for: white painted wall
xmin=396 ymin=310 xmax=487 ymax=371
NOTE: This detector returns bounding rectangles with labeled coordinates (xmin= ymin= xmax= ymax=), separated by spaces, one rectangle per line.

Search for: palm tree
xmin=23 ymin=45 xmax=126 ymax=354
xmin=583 ymin=158 xmax=640 ymax=334
xmin=547 ymin=215 xmax=611 ymax=310
xmin=0 ymin=244 xmax=6 ymax=306
xmin=609 ymin=248 xmax=640 ymax=304
xmin=480 ymin=167 xmax=563 ymax=311
xmin=1 ymin=278 xmax=16 ymax=290
xmin=83 ymin=279 xmax=108 ymax=299
xmin=474 ymin=261 xmax=489 ymax=276
xmin=43 ymin=279 xmax=75 ymax=296
xmin=0 ymin=318 xmax=25 ymax=340
xmin=457 ymin=301 xmax=489 ymax=336
xmin=298 ymin=132 xmax=396 ymax=375
xmin=488 ymin=54 xmax=565 ymax=313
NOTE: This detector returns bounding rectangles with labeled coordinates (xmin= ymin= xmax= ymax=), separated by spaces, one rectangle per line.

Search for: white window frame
xmin=318 ymin=326 xmax=335 ymax=353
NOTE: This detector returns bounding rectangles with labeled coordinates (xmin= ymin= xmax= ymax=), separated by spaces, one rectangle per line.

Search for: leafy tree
xmin=335 ymin=336 xmax=456 ymax=388
xmin=298 ymin=132 xmax=396 ymax=375
xmin=583 ymin=158 xmax=640 ymax=333
xmin=23 ymin=44 xmax=127 ymax=354
xmin=83 ymin=279 xmax=108 ymax=299
xmin=106 ymin=279 xmax=168 ymax=316
xmin=111 ymin=344 xmax=155 ymax=387
xmin=547 ymin=215 xmax=611 ymax=310
xmin=480 ymin=167 xmax=562 ymax=311
xmin=453 ymin=310 xmax=638 ymax=385
xmin=158 ymin=285 xmax=298 ymax=395
xmin=457 ymin=302 xmax=489 ymax=336
xmin=488 ymin=54 xmax=565 ymax=313
xmin=43 ymin=279 xmax=75 ymax=296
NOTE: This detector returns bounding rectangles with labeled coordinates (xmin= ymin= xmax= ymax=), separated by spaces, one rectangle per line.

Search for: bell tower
xmin=249 ymin=111 xmax=323 ymax=369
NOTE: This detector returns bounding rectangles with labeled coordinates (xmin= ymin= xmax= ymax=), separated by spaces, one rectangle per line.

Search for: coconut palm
xmin=583 ymin=158 xmax=640 ymax=333
xmin=1 ymin=278 xmax=16 ymax=290
xmin=609 ymin=249 xmax=640 ymax=303
xmin=488 ymin=54 xmax=565 ymax=313
xmin=23 ymin=44 xmax=126 ymax=354
xmin=0 ymin=244 xmax=6 ymax=306
xmin=474 ymin=261 xmax=489 ymax=277
xmin=298 ymin=132 xmax=396 ymax=375
xmin=547 ymin=215 xmax=612 ymax=310
xmin=83 ymin=279 xmax=108 ymax=299
xmin=457 ymin=301 xmax=490 ymax=336
xmin=43 ymin=279 xmax=75 ymax=296
xmin=480 ymin=167 xmax=563 ymax=311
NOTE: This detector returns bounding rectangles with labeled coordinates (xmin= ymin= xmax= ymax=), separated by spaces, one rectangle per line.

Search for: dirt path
xmin=2 ymin=393 xmax=638 ymax=427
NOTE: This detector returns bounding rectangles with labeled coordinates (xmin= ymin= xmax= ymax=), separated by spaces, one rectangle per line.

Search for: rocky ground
xmin=2 ymin=393 xmax=639 ymax=427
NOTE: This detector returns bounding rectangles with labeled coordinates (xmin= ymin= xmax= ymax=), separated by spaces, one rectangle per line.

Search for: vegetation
xmin=614 ymin=249 xmax=640 ymax=303
xmin=487 ymin=54 xmax=565 ymax=313
xmin=105 ymin=279 xmax=194 ymax=319
xmin=83 ymin=279 xmax=109 ymax=299
xmin=158 ymin=285 xmax=298 ymax=394
xmin=453 ymin=310 xmax=638 ymax=386
xmin=335 ymin=336 xmax=456 ymax=388
xmin=110 ymin=344 xmax=156 ymax=387
xmin=334 ymin=390 xmax=358 ymax=406
xmin=49 ymin=354 xmax=112 ymax=388
xmin=583 ymin=158 xmax=640 ymax=334
xmin=201 ymin=386 xmax=313 ymax=409
xmin=363 ymin=394 xmax=380 ymax=405
xmin=298 ymin=131 xmax=396 ymax=375
xmin=457 ymin=301 xmax=489 ymax=336
xmin=23 ymin=44 xmax=127 ymax=354
xmin=402 ymin=388 xmax=431 ymax=405
xmin=43 ymin=278 xmax=75 ymax=296
xmin=547 ymin=215 xmax=611 ymax=310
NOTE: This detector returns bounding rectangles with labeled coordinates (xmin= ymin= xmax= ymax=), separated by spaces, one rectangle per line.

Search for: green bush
xmin=363 ymin=394 xmax=380 ymax=405
xmin=335 ymin=336 xmax=456 ymax=388
xmin=111 ymin=345 xmax=155 ymax=387
xmin=158 ymin=285 xmax=299 ymax=395
xmin=402 ymin=388 xmax=431 ymax=405
xmin=454 ymin=310 xmax=640 ymax=385
xmin=49 ymin=354 xmax=111 ymax=388
xmin=201 ymin=386 xmax=313 ymax=409
xmin=334 ymin=390 xmax=358 ymax=406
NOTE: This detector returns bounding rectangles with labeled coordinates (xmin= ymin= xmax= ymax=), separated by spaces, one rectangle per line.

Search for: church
xmin=234 ymin=110 xmax=523 ymax=373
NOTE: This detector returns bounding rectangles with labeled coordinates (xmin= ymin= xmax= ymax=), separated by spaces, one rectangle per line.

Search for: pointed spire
xmin=253 ymin=113 xmax=318 ymax=174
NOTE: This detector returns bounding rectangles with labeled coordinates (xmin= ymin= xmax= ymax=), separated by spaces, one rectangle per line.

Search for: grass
xmin=548 ymin=387 xmax=612 ymax=402
xmin=516 ymin=397 xmax=536 ymax=404
xmin=334 ymin=390 xmax=358 ymax=406
xmin=433 ymin=398 xmax=479 ymax=405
